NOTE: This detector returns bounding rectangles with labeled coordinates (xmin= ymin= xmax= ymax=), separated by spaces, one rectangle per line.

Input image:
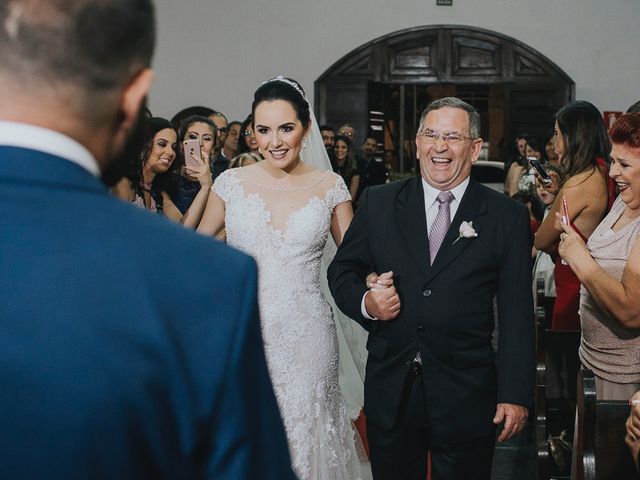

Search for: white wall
xmin=150 ymin=0 xmax=640 ymax=122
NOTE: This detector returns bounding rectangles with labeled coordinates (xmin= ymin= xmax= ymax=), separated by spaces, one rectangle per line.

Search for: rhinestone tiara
xmin=262 ymin=75 xmax=309 ymax=105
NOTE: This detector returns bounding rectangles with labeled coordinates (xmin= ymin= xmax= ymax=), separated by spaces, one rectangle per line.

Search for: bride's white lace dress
xmin=213 ymin=167 xmax=370 ymax=480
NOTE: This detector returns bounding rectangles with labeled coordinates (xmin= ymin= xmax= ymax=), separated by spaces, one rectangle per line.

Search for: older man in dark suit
xmin=0 ymin=1 xmax=294 ymax=479
xmin=329 ymin=97 xmax=535 ymax=480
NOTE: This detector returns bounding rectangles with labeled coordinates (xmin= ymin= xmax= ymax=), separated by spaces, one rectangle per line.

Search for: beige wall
xmin=149 ymin=0 xmax=640 ymax=122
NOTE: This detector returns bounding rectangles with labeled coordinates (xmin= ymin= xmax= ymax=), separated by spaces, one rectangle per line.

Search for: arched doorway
xmin=315 ymin=25 xmax=574 ymax=173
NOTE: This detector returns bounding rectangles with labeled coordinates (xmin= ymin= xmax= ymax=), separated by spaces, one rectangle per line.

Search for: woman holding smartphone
xmin=170 ymin=115 xmax=217 ymax=215
xmin=534 ymin=101 xmax=614 ymax=330
xmin=556 ymin=112 xmax=640 ymax=401
xmin=113 ymin=116 xmax=212 ymax=228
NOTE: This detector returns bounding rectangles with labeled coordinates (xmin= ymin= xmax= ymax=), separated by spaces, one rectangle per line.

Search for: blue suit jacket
xmin=0 ymin=146 xmax=295 ymax=479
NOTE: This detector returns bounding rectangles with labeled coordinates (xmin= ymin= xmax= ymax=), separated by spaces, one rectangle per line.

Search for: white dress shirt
xmin=0 ymin=121 xmax=99 ymax=177
xmin=361 ymin=176 xmax=471 ymax=320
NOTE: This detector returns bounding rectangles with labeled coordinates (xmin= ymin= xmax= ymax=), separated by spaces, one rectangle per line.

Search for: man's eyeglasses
xmin=217 ymin=127 xmax=228 ymax=134
xmin=417 ymin=129 xmax=475 ymax=145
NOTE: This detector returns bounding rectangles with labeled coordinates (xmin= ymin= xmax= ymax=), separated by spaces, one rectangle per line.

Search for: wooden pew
xmin=574 ymin=368 xmax=640 ymax=480
xmin=535 ymin=278 xmax=581 ymax=479
xmin=535 ymin=303 xmax=550 ymax=480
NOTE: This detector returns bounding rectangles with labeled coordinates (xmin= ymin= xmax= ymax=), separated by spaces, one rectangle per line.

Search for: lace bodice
xmin=214 ymin=168 xmax=348 ymax=292
xmin=213 ymin=167 xmax=368 ymax=480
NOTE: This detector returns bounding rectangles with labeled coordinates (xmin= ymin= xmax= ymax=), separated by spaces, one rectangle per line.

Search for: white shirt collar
xmin=421 ymin=175 xmax=470 ymax=207
xmin=0 ymin=121 xmax=100 ymax=177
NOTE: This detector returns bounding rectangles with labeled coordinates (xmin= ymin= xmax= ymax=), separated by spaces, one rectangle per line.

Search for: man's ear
xmin=116 ymin=68 xmax=154 ymax=135
xmin=470 ymin=137 xmax=483 ymax=164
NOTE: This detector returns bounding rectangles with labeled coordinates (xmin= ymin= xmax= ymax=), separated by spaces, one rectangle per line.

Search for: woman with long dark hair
xmin=535 ymin=101 xmax=614 ymax=330
xmin=197 ymin=77 xmax=370 ymax=479
xmin=236 ymin=114 xmax=261 ymax=156
xmin=113 ymin=116 xmax=211 ymax=228
xmin=332 ymin=135 xmax=360 ymax=199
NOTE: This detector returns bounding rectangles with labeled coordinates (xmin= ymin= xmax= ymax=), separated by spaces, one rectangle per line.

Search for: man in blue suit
xmin=0 ymin=1 xmax=294 ymax=479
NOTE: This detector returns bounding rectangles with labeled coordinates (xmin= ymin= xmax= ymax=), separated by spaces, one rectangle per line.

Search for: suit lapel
xmin=424 ymin=179 xmax=487 ymax=283
xmin=395 ymin=176 xmax=430 ymax=279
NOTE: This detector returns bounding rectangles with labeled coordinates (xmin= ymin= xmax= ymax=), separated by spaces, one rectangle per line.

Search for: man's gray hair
xmin=417 ymin=97 xmax=481 ymax=139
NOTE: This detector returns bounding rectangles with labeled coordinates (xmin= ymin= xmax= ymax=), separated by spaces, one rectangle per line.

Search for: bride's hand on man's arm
xmin=366 ymin=271 xmax=394 ymax=289
xmin=364 ymin=271 xmax=400 ymax=321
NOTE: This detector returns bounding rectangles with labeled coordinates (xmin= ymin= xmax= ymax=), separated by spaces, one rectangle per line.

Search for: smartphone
xmin=528 ymin=157 xmax=552 ymax=184
xmin=183 ymin=138 xmax=201 ymax=169
xmin=560 ymin=195 xmax=570 ymax=265
xmin=562 ymin=195 xmax=570 ymax=225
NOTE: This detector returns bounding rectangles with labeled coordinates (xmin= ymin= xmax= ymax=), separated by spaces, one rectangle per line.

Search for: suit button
xmin=422 ymin=289 xmax=432 ymax=297
xmin=417 ymin=325 xmax=425 ymax=334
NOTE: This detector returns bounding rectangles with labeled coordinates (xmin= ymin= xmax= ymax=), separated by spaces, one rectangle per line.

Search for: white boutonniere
xmin=452 ymin=221 xmax=478 ymax=245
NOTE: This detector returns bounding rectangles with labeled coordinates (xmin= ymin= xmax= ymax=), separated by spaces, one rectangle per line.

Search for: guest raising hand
xmin=556 ymin=112 xmax=640 ymax=401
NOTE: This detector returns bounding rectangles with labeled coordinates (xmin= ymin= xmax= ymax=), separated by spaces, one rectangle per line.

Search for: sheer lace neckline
xmin=238 ymin=166 xmax=329 ymax=191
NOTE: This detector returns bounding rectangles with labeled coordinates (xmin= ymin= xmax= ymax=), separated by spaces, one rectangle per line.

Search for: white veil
xmin=264 ymin=76 xmax=368 ymax=420
xmin=305 ymin=109 xmax=369 ymax=421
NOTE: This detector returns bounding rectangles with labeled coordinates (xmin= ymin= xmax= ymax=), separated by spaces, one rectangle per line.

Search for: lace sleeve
xmin=211 ymin=169 xmax=236 ymax=203
xmin=326 ymin=174 xmax=352 ymax=210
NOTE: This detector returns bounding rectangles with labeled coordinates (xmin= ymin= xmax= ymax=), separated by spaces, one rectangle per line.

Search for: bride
xmin=197 ymin=76 xmax=370 ymax=479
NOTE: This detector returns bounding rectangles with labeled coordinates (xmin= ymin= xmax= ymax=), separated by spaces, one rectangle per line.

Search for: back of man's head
xmin=0 ymin=0 xmax=155 ymax=122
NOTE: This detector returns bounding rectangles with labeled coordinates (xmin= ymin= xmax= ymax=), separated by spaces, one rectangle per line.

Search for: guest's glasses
xmin=242 ymin=129 xmax=253 ymax=137
xmin=417 ymin=129 xmax=476 ymax=145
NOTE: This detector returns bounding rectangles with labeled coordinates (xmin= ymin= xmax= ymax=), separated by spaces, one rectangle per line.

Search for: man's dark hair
xmin=319 ymin=125 xmax=335 ymax=133
xmin=0 ymin=0 xmax=155 ymax=90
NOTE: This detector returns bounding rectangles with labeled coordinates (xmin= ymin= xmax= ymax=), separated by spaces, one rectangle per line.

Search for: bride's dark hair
xmin=251 ymin=77 xmax=311 ymax=129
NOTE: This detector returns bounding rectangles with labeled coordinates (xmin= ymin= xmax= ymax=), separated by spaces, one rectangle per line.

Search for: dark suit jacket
xmin=328 ymin=176 xmax=535 ymax=446
xmin=355 ymin=156 xmax=387 ymax=203
xmin=0 ymin=146 xmax=295 ymax=479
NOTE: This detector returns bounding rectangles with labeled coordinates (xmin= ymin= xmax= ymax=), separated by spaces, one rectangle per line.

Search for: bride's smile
xmin=254 ymin=99 xmax=308 ymax=173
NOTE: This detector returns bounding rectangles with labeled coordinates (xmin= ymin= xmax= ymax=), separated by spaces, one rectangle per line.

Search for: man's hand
xmin=626 ymin=391 xmax=640 ymax=466
xmin=493 ymin=403 xmax=528 ymax=442
xmin=364 ymin=271 xmax=400 ymax=321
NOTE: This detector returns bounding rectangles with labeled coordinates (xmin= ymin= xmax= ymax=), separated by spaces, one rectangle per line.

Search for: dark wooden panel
xmin=323 ymin=80 xmax=368 ymax=142
xmin=513 ymin=45 xmax=553 ymax=79
xmin=386 ymin=33 xmax=439 ymax=80
xmin=316 ymin=25 xmax=576 ymax=170
xmin=505 ymin=86 xmax=566 ymax=160
xmin=451 ymin=35 xmax=502 ymax=77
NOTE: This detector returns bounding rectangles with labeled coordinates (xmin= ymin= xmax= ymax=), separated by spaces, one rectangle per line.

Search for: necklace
xmin=139 ymin=181 xmax=153 ymax=192
xmin=239 ymin=167 xmax=328 ymax=191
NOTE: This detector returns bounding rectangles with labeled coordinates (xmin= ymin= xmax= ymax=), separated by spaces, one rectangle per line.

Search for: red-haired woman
xmin=557 ymin=112 xmax=640 ymax=397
